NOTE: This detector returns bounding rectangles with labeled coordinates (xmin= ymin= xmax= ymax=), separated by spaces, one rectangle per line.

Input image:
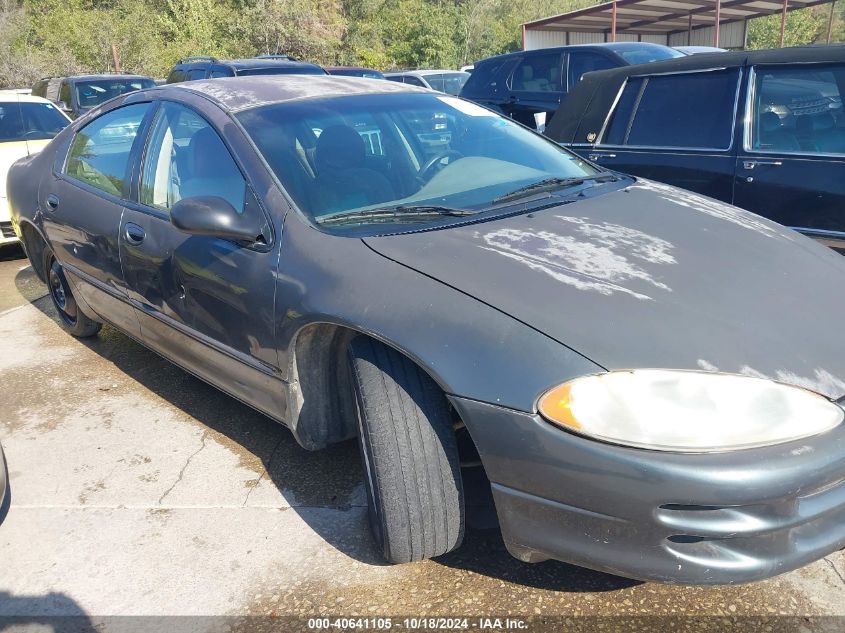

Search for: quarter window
xmin=601 ymin=69 xmax=739 ymax=149
xmin=511 ymin=53 xmax=563 ymax=93
xmin=140 ymin=102 xmax=246 ymax=212
xmin=749 ymin=64 xmax=845 ymax=155
xmin=64 ymin=102 xmax=150 ymax=197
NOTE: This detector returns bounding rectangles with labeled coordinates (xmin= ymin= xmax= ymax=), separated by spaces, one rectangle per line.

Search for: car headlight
xmin=538 ymin=369 xmax=844 ymax=452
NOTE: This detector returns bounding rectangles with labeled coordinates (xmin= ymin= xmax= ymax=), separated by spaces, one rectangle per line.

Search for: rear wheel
xmin=348 ymin=337 xmax=464 ymax=563
xmin=44 ymin=248 xmax=101 ymax=338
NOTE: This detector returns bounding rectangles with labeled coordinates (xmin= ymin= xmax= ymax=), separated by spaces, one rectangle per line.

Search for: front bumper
xmin=451 ymin=396 xmax=845 ymax=585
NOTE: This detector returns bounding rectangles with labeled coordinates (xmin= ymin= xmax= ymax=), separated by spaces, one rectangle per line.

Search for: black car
xmin=165 ymin=55 xmax=326 ymax=83
xmin=545 ymin=45 xmax=845 ymax=249
xmin=459 ymin=42 xmax=683 ymax=129
xmin=9 ymin=76 xmax=845 ymax=585
xmin=32 ymin=74 xmax=156 ymax=119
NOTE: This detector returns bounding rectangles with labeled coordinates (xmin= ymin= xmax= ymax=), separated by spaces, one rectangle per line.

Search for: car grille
xmin=0 ymin=221 xmax=15 ymax=239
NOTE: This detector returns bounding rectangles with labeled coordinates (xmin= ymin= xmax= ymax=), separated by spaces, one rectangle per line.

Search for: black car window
xmin=749 ymin=64 xmax=845 ymax=156
xmin=511 ymin=53 xmax=563 ymax=93
xmin=601 ymin=77 xmax=644 ymax=146
xmin=59 ymin=81 xmax=71 ymax=107
xmin=624 ymin=69 xmax=739 ymax=149
xmin=75 ymin=78 xmax=155 ymax=111
xmin=0 ymin=100 xmax=69 ymax=142
xmin=567 ymin=52 xmax=618 ymax=88
xmin=186 ymin=68 xmax=207 ymax=81
xmin=209 ymin=67 xmax=234 ymax=79
xmin=460 ymin=57 xmax=514 ymax=98
xmin=140 ymin=102 xmax=246 ymax=212
xmin=167 ymin=69 xmax=186 ymax=83
xmin=402 ymin=76 xmax=427 ymax=88
xmin=64 ymin=102 xmax=150 ymax=197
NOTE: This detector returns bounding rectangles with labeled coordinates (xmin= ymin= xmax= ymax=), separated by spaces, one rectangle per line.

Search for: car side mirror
xmin=57 ymin=101 xmax=71 ymax=112
xmin=170 ymin=196 xmax=263 ymax=244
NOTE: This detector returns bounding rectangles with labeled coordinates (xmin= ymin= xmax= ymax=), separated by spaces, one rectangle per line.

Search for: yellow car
xmin=0 ymin=91 xmax=70 ymax=245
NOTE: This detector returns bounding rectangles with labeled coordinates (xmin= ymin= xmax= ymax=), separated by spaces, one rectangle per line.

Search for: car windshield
xmin=607 ymin=44 xmax=685 ymax=65
xmin=237 ymin=93 xmax=601 ymax=230
xmin=237 ymin=66 xmax=326 ymax=76
xmin=0 ymin=100 xmax=68 ymax=141
xmin=75 ymin=79 xmax=155 ymax=110
xmin=423 ymin=72 xmax=470 ymax=95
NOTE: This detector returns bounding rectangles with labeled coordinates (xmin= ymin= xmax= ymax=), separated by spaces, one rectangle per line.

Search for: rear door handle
xmin=45 ymin=194 xmax=59 ymax=211
xmin=588 ymin=153 xmax=616 ymax=161
xmin=124 ymin=223 xmax=146 ymax=246
xmin=743 ymin=160 xmax=782 ymax=170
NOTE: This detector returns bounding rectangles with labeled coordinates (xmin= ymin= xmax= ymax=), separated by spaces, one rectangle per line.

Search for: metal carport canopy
xmin=522 ymin=0 xmax=836 ymax=47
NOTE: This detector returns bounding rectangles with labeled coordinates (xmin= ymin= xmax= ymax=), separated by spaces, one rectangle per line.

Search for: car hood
xmin=364 ymin=179 xmax=845 ymax=399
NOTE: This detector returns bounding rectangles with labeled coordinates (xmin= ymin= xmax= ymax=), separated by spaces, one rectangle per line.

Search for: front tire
xmin=348 ymin=337 xmax=464 ymax=564
xmin=44 ymin=248 xmax=101 ymax=338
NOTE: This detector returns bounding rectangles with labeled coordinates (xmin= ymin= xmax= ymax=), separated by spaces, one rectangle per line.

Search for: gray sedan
xmin=7 ymin=75 xmax=845 ymax=584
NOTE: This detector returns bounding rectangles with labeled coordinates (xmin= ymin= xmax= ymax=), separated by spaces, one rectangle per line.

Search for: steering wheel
xmin=418 ymin=150 xmax=464 ymax=183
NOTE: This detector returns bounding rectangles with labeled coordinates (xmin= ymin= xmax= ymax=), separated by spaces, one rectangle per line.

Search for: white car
xmin=0 ymin=91 xmax=70 ymax=245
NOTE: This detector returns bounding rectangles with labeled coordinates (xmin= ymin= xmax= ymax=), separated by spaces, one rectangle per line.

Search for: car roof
xmin=545 ymin=43 xmax=845 ymax=144
xmin=155 ymin=74 xmax=430 ymax=112
xmin=0 ymin=92 xmax=56 ymax=104
xmin=223 ymin=58 xmax=325 ymax=72
xmin=385 ymin=69 xmax=464 ymax=77
xmin=476 ymin=41 xmax=673 ymax=64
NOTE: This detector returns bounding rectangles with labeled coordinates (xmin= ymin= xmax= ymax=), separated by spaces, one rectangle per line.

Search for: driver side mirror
xmin=57 ymin=101 xmax=71 ymax=113
xmin=170 ymin=196 xmax=263 ymax=244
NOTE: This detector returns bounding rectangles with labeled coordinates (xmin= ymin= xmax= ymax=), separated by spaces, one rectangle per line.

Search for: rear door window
xmin=567 ymin=52 xmax=618 ymax=88
xmin=510 ymin=52 xmax=563 ymax=93
xmin=607 ymin=69 xmax=740 ymax=149
xmin=749 ymin=64 xmax=845 ymax=155
xmin=64 ymin=102 xmax=151 ymax=197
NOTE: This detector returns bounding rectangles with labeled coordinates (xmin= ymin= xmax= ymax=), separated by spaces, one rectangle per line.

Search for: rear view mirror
xmin=170 ymin=196 xmax=262 ymax=244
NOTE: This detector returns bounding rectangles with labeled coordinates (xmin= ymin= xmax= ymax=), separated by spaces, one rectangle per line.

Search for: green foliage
xmin=0 ymin=0 xmax=841 ymax=88
xmin=747 ymin=6 xmax=827 ymax=49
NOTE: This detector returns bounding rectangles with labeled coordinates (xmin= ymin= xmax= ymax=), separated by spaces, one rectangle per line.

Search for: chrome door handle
xmin=743 ymin=160 xmax=782 ymax=170
xmin=588 ymin=153 xmax=616 ymax=161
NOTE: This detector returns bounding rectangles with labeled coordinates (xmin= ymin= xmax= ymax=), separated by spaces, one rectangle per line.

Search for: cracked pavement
xmin=1 ymin=245 xmax=844 ymax=623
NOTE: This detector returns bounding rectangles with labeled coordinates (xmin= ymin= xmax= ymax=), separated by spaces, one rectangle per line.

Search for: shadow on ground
xmin=12 ymin=265 xmax=637 ymax=594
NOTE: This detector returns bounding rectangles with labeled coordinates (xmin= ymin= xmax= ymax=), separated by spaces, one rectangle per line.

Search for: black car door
xmin=505 ymin=51 xmax=566 ymax=129
xmin=119 ymin=99 xmax=284 ymax=419
xmin=42 ymin=101 xmax=154 ymax=338
xmin=734 ymin=62 xmax=845 ymax=244
xmin=580 ymin=68 xmax=741 ymax=204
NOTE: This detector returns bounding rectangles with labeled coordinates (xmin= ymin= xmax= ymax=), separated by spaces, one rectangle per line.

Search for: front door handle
xmin=588 ymin=153 xmax=616 ymax=161
xmin=45 ymin=194 xmax=59 ymax=211
xmin=124 ymin=223 xmax=146 ymax=246
xmin=743 ymin=159 xmax=783 ymax=170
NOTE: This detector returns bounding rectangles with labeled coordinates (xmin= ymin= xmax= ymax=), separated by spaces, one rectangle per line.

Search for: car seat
xmin=311 ymin=125 xmax=395 ymax=216
xmin=796 ymin=112 xmax=845 ymax=154
xmin=179 ymin=127 xmax=246 ymax=211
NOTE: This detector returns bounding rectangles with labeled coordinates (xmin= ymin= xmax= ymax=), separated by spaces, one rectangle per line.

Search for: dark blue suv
xmin=459 ymin=42 xmax=683 ymax=129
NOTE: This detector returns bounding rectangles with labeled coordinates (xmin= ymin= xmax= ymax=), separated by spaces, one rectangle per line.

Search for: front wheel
xmin=348 ymin=337 xmax=464 ymax=563
xmin=44 ymin=248 xmax=101 ymax=338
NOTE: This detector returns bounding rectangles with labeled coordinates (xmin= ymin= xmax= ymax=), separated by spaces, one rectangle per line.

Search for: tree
xmin=747 ymin=6 xmax=827 ymax=49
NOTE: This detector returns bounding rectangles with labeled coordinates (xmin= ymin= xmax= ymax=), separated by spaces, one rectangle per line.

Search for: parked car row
xmin=8 ymin=72 xmax=845 ymax=586
xmin=544 ymin=44 xmax=845 ymax=247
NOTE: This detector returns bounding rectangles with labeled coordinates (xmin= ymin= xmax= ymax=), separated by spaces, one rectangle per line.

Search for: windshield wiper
xmin=320 ymin=205 xmax=478 ymax=225
xmin=493 ymin=173 xmax=619 ymax=205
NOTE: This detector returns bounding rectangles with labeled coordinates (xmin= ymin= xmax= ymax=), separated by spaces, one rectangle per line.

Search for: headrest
xmin=315 ymin=125 xmax=365 ymax=173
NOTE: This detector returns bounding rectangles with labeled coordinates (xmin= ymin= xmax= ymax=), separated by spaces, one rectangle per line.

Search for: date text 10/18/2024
xmin=307 ymin=617 xmax=529 ymax=630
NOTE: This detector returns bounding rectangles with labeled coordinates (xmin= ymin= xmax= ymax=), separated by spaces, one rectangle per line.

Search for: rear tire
xmin=44 ymin=247 xmax=101 ymax=338
xmin=348 ymin=337 xmax=464 ymax=564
